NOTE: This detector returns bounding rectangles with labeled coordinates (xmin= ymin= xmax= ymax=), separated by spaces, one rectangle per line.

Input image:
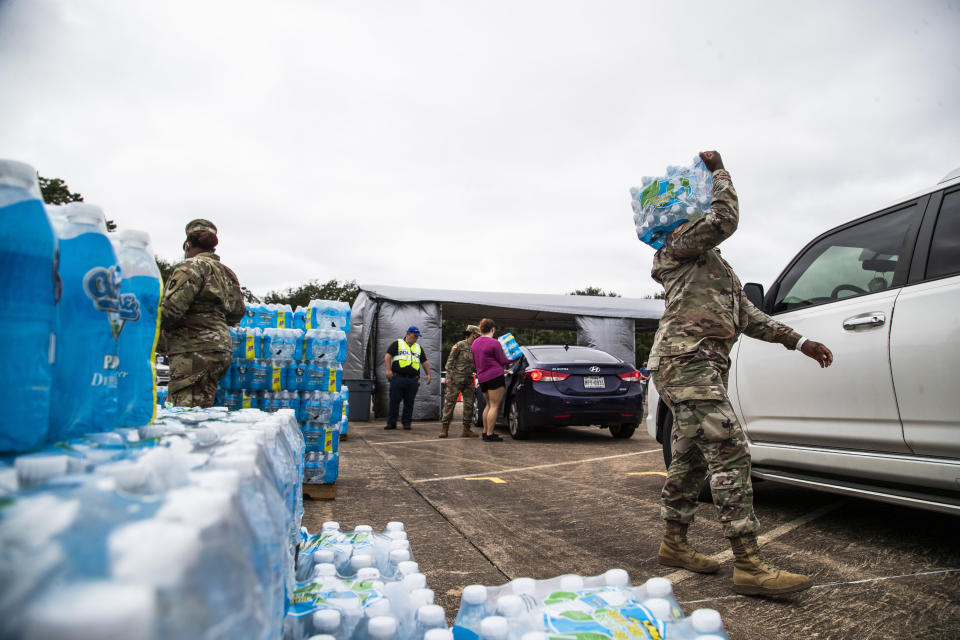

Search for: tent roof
xmin=359 ymin=283 xmax=664 ymax=330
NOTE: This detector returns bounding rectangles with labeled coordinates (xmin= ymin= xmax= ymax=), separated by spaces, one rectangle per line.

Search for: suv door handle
xmin=843 ymin=312 xmax=886 ymax=330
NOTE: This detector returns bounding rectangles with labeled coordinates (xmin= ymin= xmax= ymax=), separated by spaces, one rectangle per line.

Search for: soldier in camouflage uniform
xmin=439 ymin=324 xmax=481 ymax=438
xmin=648 ymin=151 xmax=834 ymax=596
xmin=160 ymin=219 xmax=245 ymax=407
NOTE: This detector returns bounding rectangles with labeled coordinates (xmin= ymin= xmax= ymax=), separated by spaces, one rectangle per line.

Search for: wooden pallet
xmin=303 ymin=482 xmax=336 ymax=500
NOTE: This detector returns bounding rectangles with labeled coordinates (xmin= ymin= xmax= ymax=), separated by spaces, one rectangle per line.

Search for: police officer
xmin=160 ymin=219 xmax=244 ymax=407
xmin=439 ymin=324 xmax=481 ymax=439
xmin=383 ymin=326 xmax=432 ymax=430
xmin=649 ymin=151 xmax=834 ymax=596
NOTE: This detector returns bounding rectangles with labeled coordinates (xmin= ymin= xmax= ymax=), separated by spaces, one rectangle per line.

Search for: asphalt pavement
xmin=303 ymin=410 xmax=960 ymax=640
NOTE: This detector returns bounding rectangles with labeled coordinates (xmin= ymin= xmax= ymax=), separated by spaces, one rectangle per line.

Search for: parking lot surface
xmin=304 ymin=415 xmax=960 ymax=639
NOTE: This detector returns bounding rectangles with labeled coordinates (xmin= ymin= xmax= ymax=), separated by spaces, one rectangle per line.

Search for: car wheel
xmin=508 ymin=397 xmax=528 ymax=440
xmin=609 ymin=423 xmax=636 ymax=439
xmin=659 ymin=404 xmax=712 ymax=503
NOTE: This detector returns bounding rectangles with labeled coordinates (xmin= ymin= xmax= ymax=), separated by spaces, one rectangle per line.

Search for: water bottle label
xmin=277 ymin=309 xmax=285 ymax=327
xmin=245 ymin=335 xmax=256 ymax=359
xmin=327 ymin=370 xmax=337 ymax=392
xmin=272 ymin=366 xmax=282 ymax=391
xmin=242 ymin=394 xmax=253 ymax=408
xmin=324 ymin=429 xmax=334 ymax=453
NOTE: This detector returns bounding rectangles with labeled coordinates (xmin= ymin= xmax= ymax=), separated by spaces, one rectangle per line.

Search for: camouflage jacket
xmin=444 ymin=339 xmax=476 ymax=382
xmin=159 ymin=252 xmax=244 ymax=355
xmin=648 ymin=170 xmax=800 ymax=368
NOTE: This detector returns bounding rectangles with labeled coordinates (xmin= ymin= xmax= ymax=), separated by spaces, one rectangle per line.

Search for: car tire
xmin=659 ymin=405 xmax=712 ymax=503
xmin=508 ymin=397 xmax=529 ymax=440
xmin=609 ymin=423 xmax=636 ymax=439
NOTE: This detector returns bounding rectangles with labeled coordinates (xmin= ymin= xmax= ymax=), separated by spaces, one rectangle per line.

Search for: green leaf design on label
xmin=565 ymin=633 xmax=611 ymax=640
xmin=545 ymin=591 xmax=578 ymax=603
xmin=558 ymin=611 xmax=595 ymax=622
xmin=640 ymin=181 xmax=660 ymax=208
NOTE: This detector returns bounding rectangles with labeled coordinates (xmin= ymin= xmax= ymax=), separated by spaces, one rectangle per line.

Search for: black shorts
xmin=479 ymin=375 xmax=505 ymax=392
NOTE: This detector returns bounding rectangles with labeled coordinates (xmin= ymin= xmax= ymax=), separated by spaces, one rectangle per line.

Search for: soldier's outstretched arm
xmin=664 ymin=151 xmax=739 ymax=259
xmin=739 ymin=292 xmax=834 ymax=367
xmin=161 ymin=263 xmax=202 ymax=329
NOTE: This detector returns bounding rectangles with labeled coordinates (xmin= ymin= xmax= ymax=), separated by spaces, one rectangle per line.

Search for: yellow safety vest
xmin=395 ymin=339 xmax=422 ymax=370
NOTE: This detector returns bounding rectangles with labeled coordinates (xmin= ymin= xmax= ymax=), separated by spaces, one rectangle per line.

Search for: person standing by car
xmin=470 ymin=318 xmax=518 ymax=442
xmin=649 ymin=150 xmax=834 ymax=596
xmin=160 ymin=219 xmax=245 ymax=407
xmin=384 ymin=326 xmax=432 ymax=430
xmin=439 ymin=324 xmax=482 ymax=439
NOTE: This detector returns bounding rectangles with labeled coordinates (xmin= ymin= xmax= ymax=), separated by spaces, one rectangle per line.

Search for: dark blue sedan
xmin=474 ymin=345 xmax=645 ymax=440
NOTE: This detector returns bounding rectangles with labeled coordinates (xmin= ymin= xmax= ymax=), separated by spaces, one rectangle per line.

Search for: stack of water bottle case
xmin=217 ymin=300 xmax=353 ymax=486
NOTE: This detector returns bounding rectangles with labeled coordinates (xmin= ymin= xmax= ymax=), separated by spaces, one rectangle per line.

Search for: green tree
xmin=264 ymin=279 xmax=359 ymax=309
xmin=38 ymin=174 xmax=117 ymax=231
xmin=155 ymin=256 xmax=176 ymax=284
xmin=569 ymin=286 xmax=620 ymax=297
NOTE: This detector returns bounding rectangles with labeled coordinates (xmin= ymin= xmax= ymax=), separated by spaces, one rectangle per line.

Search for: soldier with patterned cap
xmin=159 ymin=219 xmax=244 ymax=407
xmin=648 ymin=151 xmax=834 ymax=596
xmin=439 ymin=324 xmax=482 ymax=439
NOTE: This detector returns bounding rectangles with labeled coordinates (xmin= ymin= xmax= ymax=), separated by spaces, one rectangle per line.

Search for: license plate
xmin=583 ymin=376 xmax=605 ymax=389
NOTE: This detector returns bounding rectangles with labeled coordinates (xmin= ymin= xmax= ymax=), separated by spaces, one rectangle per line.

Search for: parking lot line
xmin=411 ymin=448 xmax=663 ymax=483
xmin=664 ymin=500 xmax=846 ymax=585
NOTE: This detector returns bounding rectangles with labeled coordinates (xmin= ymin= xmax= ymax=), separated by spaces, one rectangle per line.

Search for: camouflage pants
xmin=168 ymin=350 xmax=232 ymax=408
xmin=441 ymin=378 xmax=476 ymax=429
xmin=653 ymin=352 xmax=759 ymax=538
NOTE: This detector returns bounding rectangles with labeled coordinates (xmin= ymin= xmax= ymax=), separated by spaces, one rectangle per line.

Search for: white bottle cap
xmin=403 ymin=572 xmax=427 ymax=591
xmin=389 ymin=549 xmax=411 ymax=564
xmin=367 ymin=615 xmax=397 ymax=640
xmin=521 ymin=633 xmax=547 ymax=640
xmin=510 ymin=577 xmax=536 ymax=596
xmin=357 ymin=567 xmax=381 ymax=581
xmin=424 ymin=629 xmax=454 ymax=640
xmin=117 ymin=229 xmax=151 ymax=247
xmin=397 ymin=561 xmax=419 ymax=576
xmin=604 ymin=568 xmax=630 ymax=588
xmin=410 ymin=587 xmax=435 ymax=608
xmin=496 ymin=594 xmax=524 ymax=617
xmin=388 ymin=530 xmax=408 ymax=541
xmin=314 ymin=549 xmax=335 ymax=564
xmin=21 ymin=581 xmax=155 ymax=640
xmin=642 ymin=597 xmax=673 ymax=622
xmin=354 ymin=524 xmax=373 ymax=533
xmin=0 ymin=159 xmax=41 ymax=197
xmin=314 ymin=563 xmax=338 ymax=578
xmin=644 ymin=577 xmax=673 ymax=598
xmin=365 ymin=599 xmax=393 ymax=618
xmin=350 ymin=554 xmax=374 ymax=570
xmin=559 ymin=574 xmax=584 ymax=592
xmin=690 ymin=608 xmax=724 ymax=633
xmin=462 ymin=584 xmax=488 ymax=605
xmin=322 ymin=521 xmax=340 ymax=530
xmin=306 ymin=636 xmax=337 ymax=640
xmin=416 ymin=604 xmax=445 ymax=627
xmin=312 ymin=608 xmax=342 ymax=632
xmin=480 ymin=616 xmax=509 ymax=640
xmin=385 ymin=521 xmax=405 ymax=532
xmin=390 ymin=539 xmax=411 ymax=551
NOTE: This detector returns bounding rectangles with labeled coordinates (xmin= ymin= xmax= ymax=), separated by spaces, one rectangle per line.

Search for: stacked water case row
xmin=0 ymin=406 xmax=306 ymax=639
xmin=0 ymin=160 xmax=163 ymax=455
xmin=218 ymin=300 xmax=352 ymax=486
xmin=285 ymin=521 xmax=450 ymax=640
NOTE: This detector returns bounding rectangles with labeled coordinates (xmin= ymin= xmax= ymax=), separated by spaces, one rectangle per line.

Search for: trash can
xmin=344 ymin=379 xmax=374 ymax=422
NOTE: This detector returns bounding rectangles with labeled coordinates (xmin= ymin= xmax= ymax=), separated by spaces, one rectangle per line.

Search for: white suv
xmin=647 ymin=168 xmax=960 ymax=515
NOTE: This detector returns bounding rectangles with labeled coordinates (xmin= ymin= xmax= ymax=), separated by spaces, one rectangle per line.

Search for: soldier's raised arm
xmin=663 ymin=151 xmax=739 ymax=259
xmin=161 ymin=263 xmax=203 ymax=329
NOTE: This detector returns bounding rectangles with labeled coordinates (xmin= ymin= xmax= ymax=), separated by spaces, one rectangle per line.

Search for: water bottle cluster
xmin=453 ymin=572 xmax=729 ymax=640
xmin=0 ymin=406 xmax=306 ymax=639
xmin=217 ymin=300 xmax=352 ymax=486
xmin=629 ymin=157 xmax=714 ymax=250
xmin=0 ymin=159 xmax=164 ymax=454
xmin=285 ymin=521 xmax=449 ymax=640
xmin=497 ymin=333 xmax=522 ymax=360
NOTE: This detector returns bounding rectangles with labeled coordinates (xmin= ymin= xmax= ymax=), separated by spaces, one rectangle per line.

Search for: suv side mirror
xmin=743 ymin=282 xmax=765 ymax=310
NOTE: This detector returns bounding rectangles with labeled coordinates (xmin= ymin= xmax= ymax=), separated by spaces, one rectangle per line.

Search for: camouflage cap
xmin=185 ymin=219 xmax=217 ymax=236
xmin=465 ymin=324 xmax=481 ymax=336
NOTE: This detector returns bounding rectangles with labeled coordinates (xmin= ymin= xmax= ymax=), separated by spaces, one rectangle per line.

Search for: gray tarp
xmin=346 ymin=284 xmax=664 ymax=421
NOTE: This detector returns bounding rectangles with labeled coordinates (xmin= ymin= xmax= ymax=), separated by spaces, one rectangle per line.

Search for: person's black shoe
xmin=482 ymin=433 xmax=504 ymax=442
xmin=402 ymin=425 xmax=412 ymax=430
xmin=384 ymin=424 xmax=397 ymax=430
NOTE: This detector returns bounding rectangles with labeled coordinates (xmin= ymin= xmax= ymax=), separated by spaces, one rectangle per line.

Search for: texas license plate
xmin=583 ymin=376 xmax=605 ymax=389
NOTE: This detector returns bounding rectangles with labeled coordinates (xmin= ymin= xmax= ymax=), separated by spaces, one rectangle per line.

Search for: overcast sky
xmin=1 ymin=0 xmax=957 ymax=300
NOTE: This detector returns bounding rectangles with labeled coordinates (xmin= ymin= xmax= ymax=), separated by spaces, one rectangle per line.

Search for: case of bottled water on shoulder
xmin=497 ymin=334 xmax=522 ymax=360
xmin=630 ymin=156 xmax=714 ymax=250
xmin=0 ymin=160 xmax=57 ymax=452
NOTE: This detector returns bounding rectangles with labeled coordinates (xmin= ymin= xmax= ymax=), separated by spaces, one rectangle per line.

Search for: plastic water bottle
xmin=425 ymin=630 xmax=454 ymax=640
xmin=497 ymin=333 xmax=522 ymax=360
xmin=479 ymin=616 xmax=509 ymax=640
xmin=49 ymin=202 xmax=121 ymax=440
xmin=455 ymin=585 xmax=492 ymax=633
xmin=416 ymin=605 xmax=447 ymax=639
xmin=0 ymin=160 xmax=56 ymax=452
xmin=643 ymin=577 xmax=684 ymax=621
xmin=642 ymin=598 xmax=685 ymax=639
xmin=367 ymin=615 xmax=399 ymax=640
xmin=495 ymin=595 xmax=536 ymax=640
xmin=111 ymin=230 xmax=163 ymax=428
xmin=311 ymin=608 xmax=342 ymax=639
xmin=19 ymin=581 xmax=156 ymax=640
xmin=687 ymin=609 xmax=729 ymax=639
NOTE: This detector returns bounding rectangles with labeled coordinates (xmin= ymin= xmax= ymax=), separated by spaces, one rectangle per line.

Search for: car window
xmin=526 ymin=346 xmax=620 ymax=363
xmin=926 ymin=189 xmax=960 ymax=279
xmin=773 ymin=203 xmax=916 ymax=313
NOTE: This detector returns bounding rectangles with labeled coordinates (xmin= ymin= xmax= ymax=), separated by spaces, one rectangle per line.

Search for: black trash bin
xmin=344 ymin=379 xmax=374 ymax=422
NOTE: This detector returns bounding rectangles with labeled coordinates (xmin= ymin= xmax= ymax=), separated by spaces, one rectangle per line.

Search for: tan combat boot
xmin=658 ymin=521 xmax=720 ymax=574
xmin=439 ymin=424 xmax=449 ymax=438
xmin=729 ymin=534 xmax=812 ymax=596
xmin=460 ymin=427 xmax=479 ymax=437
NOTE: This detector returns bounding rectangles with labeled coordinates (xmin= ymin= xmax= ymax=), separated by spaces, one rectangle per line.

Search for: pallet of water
xmin=0 ymin=406 xmax=306 ymax=639
xmin=285 ymin=521 xmax=448 ymax=640
xmin=452 ymin=571 xmax=729 ymax=640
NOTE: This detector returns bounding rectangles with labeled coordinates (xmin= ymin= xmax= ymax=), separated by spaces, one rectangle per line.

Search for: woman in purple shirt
xmin=470 ymin=318 xmax=518 ymax=442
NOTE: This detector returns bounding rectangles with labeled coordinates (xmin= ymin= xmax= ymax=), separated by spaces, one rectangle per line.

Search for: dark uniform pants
xmin=168 ymin=350 xmax=232 ymax=408
xmin=653 ymin=351 xmax=760 ymax=538
xmin=388 ymin=376 xmax=419 ymax=427
xmin=441 ymin=377 xmax=476 ymax=429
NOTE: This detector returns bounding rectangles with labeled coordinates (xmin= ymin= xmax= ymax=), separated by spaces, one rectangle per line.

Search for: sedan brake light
xmin=525 ymin=369 xmax=570 ymax=382
xmin=617 ymin=370 xmax=642 ymax=383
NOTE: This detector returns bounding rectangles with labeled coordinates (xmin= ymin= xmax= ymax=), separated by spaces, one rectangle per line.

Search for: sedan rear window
xmin=527 ymin=346 xmax=621 ymax=364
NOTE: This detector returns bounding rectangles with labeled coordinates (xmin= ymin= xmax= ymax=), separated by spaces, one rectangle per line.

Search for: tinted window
xmin=527 ymin=346 xmax=620 ymax=364
xmin=927 ymin=190 xmax=960 ymax=279
xmin=773 ymin=204 xmax=916 ymax=312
